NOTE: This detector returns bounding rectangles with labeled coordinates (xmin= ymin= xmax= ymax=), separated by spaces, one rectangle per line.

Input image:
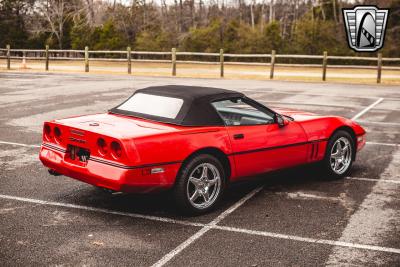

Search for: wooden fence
xmin=1 ymin=45 xmax=400 ymax=83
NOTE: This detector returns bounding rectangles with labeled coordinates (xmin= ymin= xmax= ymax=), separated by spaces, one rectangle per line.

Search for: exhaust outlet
xmin=48 ymin=169 xmax=61 ymax=176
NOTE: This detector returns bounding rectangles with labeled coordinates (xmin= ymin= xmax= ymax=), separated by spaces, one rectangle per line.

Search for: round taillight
xmin=44 ymin=124 xmax=52 ymax=141
xmin=97 ymin=138 xmax=107 ymax=155
xmin=110 ymin=141 xmax=122 ymax=159
xmin=54 ymin=127 xmax=62 ymax=143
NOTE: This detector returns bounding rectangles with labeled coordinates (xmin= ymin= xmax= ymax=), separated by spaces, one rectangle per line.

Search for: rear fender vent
xmin=310 ymin=142 xmax=319 ymax=160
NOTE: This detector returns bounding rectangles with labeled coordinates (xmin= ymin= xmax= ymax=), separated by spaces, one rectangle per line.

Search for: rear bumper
xmin=39 ymin=144 xmax=181 ymax=193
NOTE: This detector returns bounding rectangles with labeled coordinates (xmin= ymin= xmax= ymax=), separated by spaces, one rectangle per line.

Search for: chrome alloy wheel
xmin=330 ymin=137 xmax=352 ymax=175
xmin=186 ymin=163 xmax=222 ymax=210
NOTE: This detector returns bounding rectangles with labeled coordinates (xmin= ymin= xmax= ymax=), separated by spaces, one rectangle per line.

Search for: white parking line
xmin=366 ymin=141 xmax=400 ymax=147
xmin=151 ymin=186 xmax=264 ymax=267
xmin=326 ymin=148 xmax=400 ymax=265
xmin=346 ymin=176 xmax=400 ymax=185
xmin=356 ymin=120 xmax=400 ymax=126
xmin=1 ymin=192 xmax=400 ymax=256
xmin=284 ymin=192 xmax=340 ymax=202
xmin=265 ymin=100 xmax=354 ymax=109
xmin=0 ymin=141 xmax=40 ymax=148
xmin=242 ymin=90 xmax=391 ymax=100
xmin=351 ymin=98 xmax=384 ymax=120
xmin=0 ymin=194 xmax=203 ymax=227
xmin=213 ymin=225 xmax=400 ymax=254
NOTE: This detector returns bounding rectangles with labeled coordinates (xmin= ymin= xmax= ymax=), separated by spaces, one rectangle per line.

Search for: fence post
xmin=22 ymin=51 xmax=27 ymax=69
xmin=220 ymin=48 xmax=224 ymax=78
xmin=377 ymin=53 xmax=382 ymax=84
xmin=6 ymin=44 xmax=10 ymax=70
xmin=84 ymin=46 xmax=89 ymax=72
xmin=270 ymin=50 xmax=276 ymax=79
xmin=322 ymin=51 xmax=328 ymax=81
xmin=171 ymin=48 xmax=176 ymax=76
xmin=127 ymin=46 xmax=132 ymax=74
xmin=45 ymin=45 xmax=49 ymax=71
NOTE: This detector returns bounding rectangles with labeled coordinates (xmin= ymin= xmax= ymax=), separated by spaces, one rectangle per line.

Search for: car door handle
xmin=233 ymin=133 xmax=244 ymax=140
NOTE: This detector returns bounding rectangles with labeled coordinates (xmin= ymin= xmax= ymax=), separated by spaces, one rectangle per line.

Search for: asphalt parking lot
xmin=0 ymin=72 xmax=399 ymax=266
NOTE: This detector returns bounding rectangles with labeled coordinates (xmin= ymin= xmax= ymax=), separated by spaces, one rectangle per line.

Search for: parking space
xmin=0 ymin=201 xmax=199 ymax=266
xmin=0 ymin=72 xmax=399 ymax=266
xmin=357 ymin=105 xmax=400 ymax=124
xmin=166 ymin=229 xmax=336 ymax=266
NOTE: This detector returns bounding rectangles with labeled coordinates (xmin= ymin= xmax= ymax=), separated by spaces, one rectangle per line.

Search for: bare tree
xmin=84 ymin=0 xmax=94 ymax=25
xmin=269 ymin=0 xmax=275 ymax=22
xmin=250 ymin=0 xmax=255 ymax=29
xmin=260 ymin=0 xmax=266 ymax=31
xmin=161 ymin=0 xmax=168 ymax=28
xmin=332 ymin=0 xmax=338 ymax=23
xmin=318 ymin=0 xmax=326 ymax=20
xmin=238 ymin=0 xmax=243 ymax=23
xmin=189 ymin=0 xmax=195 ymax=28
xmin=179 ymin=0 xmax=183 ymax=31
xmin=36 ymin=0 xmax=75 ymax=49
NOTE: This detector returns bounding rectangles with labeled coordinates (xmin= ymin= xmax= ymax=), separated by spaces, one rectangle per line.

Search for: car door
xmin=212 ymin=98 xmax=308 ymax=179
xmin=262 ymin=120 xmax=309 ymax=171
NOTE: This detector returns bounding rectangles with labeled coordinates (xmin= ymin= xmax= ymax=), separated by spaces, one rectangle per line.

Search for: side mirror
xmin=276 ymin=114 xmax=289 ymax=128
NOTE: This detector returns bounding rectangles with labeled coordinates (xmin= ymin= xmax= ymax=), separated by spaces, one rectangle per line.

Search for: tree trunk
xmin=190 ymin=0 xmax=195 ymax=28
xmin=179 ymin=0 xmax=183 ymax=32
xmin=143 ymin=0 xmax=147 ymax=30
xmin=338 ymin=0 xmax=343 ymax=23
xmin=161 ymin=0 xmax=167 ymax=27
xmin=199 ymin=0 xmax=203 ymax=26
xmin=85 ymin=0 xmax=95 ymax=26
xmin=238 ymin=0 xmax=243 ymax=23
xmin=250 ymin=0 xmax=255 ymax=29
xmin=292 ymin=0 xmax=299 ymax=37
xmin=269 ymin=0 xmax=274 ymax=23
xmin=261 ymin=1 xmax=265 ymax=31
xmin=319 ymin=0 xmax=326 ymax=20
xmin=333 ymin=0 xmax=338 ymax=23
xmin=174 ymin=0 xmax=179 ymax=32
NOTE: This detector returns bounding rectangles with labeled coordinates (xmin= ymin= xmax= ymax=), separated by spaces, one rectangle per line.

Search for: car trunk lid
xmin=54 ymin=113 xmax=181 ymax=139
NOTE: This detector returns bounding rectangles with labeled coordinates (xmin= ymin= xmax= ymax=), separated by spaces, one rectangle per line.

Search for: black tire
xmin=173 ymin=154 xmax=226 ymax=215
xmin=322 ymin=130 xmax=355 ymax=179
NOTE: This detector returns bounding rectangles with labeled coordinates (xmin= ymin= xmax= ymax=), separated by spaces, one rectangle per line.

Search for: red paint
xmin=40 ymin=109 xmax=366 ymax=192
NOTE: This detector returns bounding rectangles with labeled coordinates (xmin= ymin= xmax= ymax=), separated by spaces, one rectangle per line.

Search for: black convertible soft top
xmin=110 ymin=85 xmax=244 ymax=126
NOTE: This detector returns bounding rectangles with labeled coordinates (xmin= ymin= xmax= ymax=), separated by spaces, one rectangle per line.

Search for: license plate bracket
xmin=67 ymin=145 xmax=90 ymax=163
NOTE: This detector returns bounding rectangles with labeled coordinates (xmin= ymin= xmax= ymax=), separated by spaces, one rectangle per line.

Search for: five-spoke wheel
xmin=323 ymin=130 xmax=355 ymax=179
xmin=330 ymin=137 xmax=352 ymax=175
xmin=173 ymin=154 xmax=225 ymax=214
xmin=187 ymin=163 xmax=222 ymax=210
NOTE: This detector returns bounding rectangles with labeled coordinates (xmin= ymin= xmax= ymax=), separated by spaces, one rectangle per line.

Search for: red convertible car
xmin=40 ymin=85 xmax=366 ymax=214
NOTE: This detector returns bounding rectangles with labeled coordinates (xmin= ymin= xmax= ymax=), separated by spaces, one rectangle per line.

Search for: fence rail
xmin=1 ymin=45 xmax=400 ymax=83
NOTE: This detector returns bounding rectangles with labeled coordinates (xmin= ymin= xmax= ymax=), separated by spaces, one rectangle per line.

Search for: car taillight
xmin=44 ymin=124 xmax=52 ymax=141
xmin=54 ymin=127 xmax=62 ymax=144
xmin=97 ymin=138 xmax=107 ymax=155
xmin=110 ymin=141 xmax=122 ymax=159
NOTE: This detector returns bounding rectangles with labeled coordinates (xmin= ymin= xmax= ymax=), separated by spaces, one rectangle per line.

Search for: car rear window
xmin=116 ymin=93 xmax=184 ymax=119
